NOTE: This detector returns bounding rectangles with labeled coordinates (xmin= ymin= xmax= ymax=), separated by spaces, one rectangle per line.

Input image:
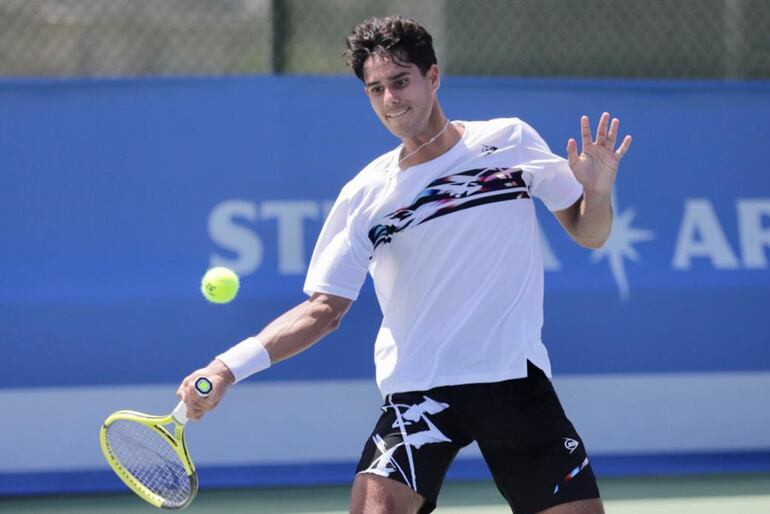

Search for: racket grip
xmin=172 ymin=400 xmax=188 ymax=425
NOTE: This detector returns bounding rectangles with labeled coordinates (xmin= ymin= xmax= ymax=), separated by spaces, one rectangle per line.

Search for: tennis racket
xmin=99 ymin=376 xmax=213 ymax=510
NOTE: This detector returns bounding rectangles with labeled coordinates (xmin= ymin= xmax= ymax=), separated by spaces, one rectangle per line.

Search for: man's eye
xmin=370 ymin=86 xmax=383 ymax=94
xmin=396 ymin=79 xmax=408 ymax=87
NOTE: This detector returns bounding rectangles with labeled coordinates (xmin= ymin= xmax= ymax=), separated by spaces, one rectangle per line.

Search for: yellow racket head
xmin=100 ymin=407 xmax=197 ymax=510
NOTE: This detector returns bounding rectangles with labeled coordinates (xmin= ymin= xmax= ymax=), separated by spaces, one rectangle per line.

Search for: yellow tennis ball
xmin=201 ymin=267 xmax=240 ymax=304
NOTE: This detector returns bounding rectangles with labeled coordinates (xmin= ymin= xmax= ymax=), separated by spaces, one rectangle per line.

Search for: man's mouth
xmin=386 ymin=107 xmax=410 ymax=119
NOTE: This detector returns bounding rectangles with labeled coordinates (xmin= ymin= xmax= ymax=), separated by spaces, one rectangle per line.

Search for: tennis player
xmin=178 ymin=15 xmax=631 ymax=514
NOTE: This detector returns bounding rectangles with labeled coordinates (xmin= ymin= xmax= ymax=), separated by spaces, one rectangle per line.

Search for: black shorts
xmin=355 ymin=361 xmax=600 ymax=514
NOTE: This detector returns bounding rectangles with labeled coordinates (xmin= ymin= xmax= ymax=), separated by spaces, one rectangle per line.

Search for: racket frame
xmin=99 ymin=403 xmax=197 ymax=509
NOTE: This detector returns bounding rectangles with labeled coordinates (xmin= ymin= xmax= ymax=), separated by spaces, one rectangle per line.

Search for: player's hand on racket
xmin=566 ymin=112 xmax=632 ymax=197
xmin=177 ymin=359 xmax=235 ymax=420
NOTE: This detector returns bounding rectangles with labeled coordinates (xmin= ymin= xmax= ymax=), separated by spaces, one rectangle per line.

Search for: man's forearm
xmin=571 ymin=192 xmax=613 ymax=249
xmin=211 ymin=293 xmax=351 ymax=382
xmin=180 ymin=295 xmax=350 ymax=417
xmin=255 ymin=296 xmax=346 ymax=364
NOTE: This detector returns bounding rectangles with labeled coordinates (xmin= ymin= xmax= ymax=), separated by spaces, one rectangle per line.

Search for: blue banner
xmin=2 ymin=77 xmax=770 ymax=388
xmin=2 ymin=76 xmax=770 ymax=493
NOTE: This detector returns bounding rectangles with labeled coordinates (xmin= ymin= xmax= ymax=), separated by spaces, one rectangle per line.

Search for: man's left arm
xmin=554 ymin=112 xmax=632 ymax=249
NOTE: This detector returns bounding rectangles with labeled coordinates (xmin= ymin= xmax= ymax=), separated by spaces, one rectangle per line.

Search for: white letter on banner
xmin=208 ymin=200 xmax=263 ymax=275
xmin=261 ymin=201 xmax=320 ymax=274
xmin=672 ymin=199 xmax=740 ymax=270
xmin=737 ymin=199 xmax=770 ymax=269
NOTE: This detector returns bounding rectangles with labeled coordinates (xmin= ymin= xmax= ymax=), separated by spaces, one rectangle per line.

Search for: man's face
xmin=363 ymin=55 xmax=439 ymax=140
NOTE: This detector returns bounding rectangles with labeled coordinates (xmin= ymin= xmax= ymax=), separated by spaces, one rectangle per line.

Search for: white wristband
xmin=216 ymin=336 xmax=271 ymax=383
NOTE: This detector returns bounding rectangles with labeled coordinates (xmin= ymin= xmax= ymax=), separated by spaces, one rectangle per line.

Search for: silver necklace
xmin=398 ymin=118 xmax=451 ymax=166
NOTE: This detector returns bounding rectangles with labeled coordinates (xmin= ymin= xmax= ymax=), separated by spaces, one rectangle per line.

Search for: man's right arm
xmin=249 ymin=292 xmax=353 ymax=364
xmin=177 ymin=292 xmax=353 ymax=419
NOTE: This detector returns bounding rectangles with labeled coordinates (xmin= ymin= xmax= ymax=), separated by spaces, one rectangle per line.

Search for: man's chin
xmin=385 ymin=121 xmax=425 ymax=139
xmin=383 ymin=122 xmax=410 ymax=140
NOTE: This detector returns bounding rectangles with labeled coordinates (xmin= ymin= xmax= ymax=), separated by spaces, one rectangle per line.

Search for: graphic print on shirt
xmin=359 ymin=395 xmax=451 ymax=491
xmin=369 ymin=167 xmax=530 ymax=251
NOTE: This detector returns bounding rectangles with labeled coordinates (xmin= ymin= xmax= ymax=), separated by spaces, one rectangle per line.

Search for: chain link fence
xmin=1 ymin=0 xmax=768 ymax=79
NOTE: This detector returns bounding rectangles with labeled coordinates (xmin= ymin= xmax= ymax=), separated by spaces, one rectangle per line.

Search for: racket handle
xmin=172 ymin=376 xmax=214 ymax=425
xmin=172 ymin=400 xmax=189 ymax=425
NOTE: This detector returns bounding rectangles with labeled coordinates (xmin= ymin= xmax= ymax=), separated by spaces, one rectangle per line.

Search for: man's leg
xmin=349 ymin=474 xmax=426 ymax=514
xmin=537 ymin=498 xmax=605 ymax=514
xmin=475 ymin=363 xmax=601 ymax=514
xmin=353 ymin=391 xmax=472 ymax=513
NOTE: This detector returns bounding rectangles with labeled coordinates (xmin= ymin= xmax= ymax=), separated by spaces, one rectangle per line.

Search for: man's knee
xmin=350 ymin=473 xmax=426 ymax=514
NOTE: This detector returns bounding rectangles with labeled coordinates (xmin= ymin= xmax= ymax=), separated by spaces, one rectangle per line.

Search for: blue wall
xmin=1 ymin=76 xmax=769 ymax=494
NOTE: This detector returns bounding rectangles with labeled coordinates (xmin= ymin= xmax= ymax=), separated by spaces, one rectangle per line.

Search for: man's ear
xmin=430 ymin=64 xmax=441 ymax=92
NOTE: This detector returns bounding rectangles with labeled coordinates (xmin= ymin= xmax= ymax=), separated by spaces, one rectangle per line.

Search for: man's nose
xmin=383 ymin=86 xmax=399 ymax=105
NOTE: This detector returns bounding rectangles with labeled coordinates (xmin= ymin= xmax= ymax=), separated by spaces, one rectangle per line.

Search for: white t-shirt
xmin=304 ymin=118 xmax=583 ymax=396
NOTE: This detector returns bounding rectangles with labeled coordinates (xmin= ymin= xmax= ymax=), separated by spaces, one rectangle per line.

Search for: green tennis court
xmin=4 ymin=474 xmax=769 ymax=513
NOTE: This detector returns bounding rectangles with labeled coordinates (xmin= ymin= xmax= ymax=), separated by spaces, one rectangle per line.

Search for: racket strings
xmin=105 ymin=419 xmax=192 ymax=505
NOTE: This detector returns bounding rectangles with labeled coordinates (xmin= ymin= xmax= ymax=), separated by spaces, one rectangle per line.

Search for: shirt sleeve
xmin=303 ymin=187 xmax=372 ymax=301
xmin=517 ymin=121 xmax=583 ymax=212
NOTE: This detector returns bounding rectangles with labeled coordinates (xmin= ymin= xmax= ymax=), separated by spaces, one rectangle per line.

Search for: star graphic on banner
xmin=591 ymin=192 xmax=655 ymax=301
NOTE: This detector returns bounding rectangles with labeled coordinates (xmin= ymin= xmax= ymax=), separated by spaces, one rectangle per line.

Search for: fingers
xmin=616 ymin=135 xmax=632 ymax=159
xmin=184 ymin=382 xmax=214 ymax=420
xmin=176 ymin=374 xmax=191 ymax=400
xmin=595 ymin=112 xmax=610 ymax=144
xmin=185 ymin=394 xmax=209 ymax=420
xmin=566 ymin=138 xmax=579 ymax=168
xmin=579 ymin=112 xmax=631 ymax=159
xmin=177 ymin=374 xmax=201 ymax=419
xmin=580 ymin=115 xmax=591 ymax=148
xmin=607 ymin=117 xmax=619 ymax=149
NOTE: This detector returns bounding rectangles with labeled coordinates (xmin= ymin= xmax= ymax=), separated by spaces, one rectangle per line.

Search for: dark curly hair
xmin=344 ymin=16 xmax=437 ymax=82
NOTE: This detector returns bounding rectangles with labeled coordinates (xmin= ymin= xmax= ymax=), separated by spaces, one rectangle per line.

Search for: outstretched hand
xmin=567 ymin=112 xmax=632 ymax=197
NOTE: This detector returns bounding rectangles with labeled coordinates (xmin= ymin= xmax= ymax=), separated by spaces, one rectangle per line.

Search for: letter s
xmin=207 ymin=200 xmax=263 ymax=275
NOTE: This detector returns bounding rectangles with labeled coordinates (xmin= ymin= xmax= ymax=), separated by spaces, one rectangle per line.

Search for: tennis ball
xmin=201 ymin=267 xmax=239 ymax=304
